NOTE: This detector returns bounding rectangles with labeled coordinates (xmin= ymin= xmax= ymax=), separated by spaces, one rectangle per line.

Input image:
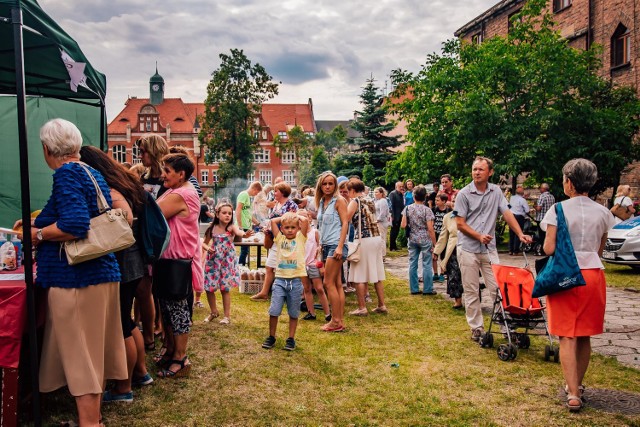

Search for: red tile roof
xmin=108 ymin=99 xmax=316 ymax=138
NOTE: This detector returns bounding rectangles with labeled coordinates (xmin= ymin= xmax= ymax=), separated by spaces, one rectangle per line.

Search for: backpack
xmin=610 ymin=196 xmax=632 ymax=221
xmin=137 ymin=192 xmax=170 ymax=263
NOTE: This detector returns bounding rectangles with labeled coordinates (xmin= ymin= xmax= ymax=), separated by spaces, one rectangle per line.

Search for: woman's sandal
xmin=157 ymin=356 xmax=191 ymax=379
xmin=564 ymin=384 xmax=587 ymax=402
xmin=203 ymin=312 xmax=219 ymax=322
xmin=566 ymin=394 xmax=583 ymax=412
xmin=153 ymin=347 xmax=171 ymax=368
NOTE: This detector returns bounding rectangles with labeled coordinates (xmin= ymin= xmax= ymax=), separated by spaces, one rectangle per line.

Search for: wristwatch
xmin=36 ymin=229 xmax=44 ymax=241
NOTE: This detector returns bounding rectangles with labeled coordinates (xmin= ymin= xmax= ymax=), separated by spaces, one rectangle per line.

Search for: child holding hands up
xmin=262 ymin=211 xmax=309 ymax=351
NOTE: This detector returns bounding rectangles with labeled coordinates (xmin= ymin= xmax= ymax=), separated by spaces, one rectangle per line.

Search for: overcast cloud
xmin=38 ymin=0 xmax=497 ymax=121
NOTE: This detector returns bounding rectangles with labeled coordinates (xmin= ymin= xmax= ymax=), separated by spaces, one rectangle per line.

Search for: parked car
xmin=602 ymin=216 xmax=640 ymax=269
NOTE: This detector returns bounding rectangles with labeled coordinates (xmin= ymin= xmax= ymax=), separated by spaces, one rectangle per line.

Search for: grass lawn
xmin=40 ymin=273 xmax=640 ymax=426
xmin=603 ymin=262 xmax=640 ymax=291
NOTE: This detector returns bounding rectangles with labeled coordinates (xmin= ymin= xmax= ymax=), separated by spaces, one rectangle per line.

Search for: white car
xmin=603 ymin=216 xmax=640 ymax=269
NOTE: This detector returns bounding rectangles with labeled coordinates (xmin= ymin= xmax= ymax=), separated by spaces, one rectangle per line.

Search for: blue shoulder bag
xmin=532 ymin=203 xmax=586 ymax=298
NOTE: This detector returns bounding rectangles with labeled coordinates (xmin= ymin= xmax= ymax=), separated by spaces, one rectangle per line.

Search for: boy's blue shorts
xmin=268 ymin=277 xmax=303 ymax=318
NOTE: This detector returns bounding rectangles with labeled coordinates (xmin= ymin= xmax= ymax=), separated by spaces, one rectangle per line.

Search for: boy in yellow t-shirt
xmin=262 ymin=211 xmax=309 ymax=351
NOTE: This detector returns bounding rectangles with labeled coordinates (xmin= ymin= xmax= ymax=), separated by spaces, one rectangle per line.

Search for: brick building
xmin=107 ymin=69 xmax=317 ymax=188
xmin=455 ymin=0 xmax=640 ymax=196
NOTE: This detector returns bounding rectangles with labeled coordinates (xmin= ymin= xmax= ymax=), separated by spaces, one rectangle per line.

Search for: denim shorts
xmin=268 ymin=277 xmax=303 ymax=318
xmin=305 ymin=265 xmax=321 ymax=279
xmin=322 ymin=244 xmax=347 ymax=262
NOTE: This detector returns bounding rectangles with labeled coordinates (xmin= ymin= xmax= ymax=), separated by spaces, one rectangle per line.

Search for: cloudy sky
xmin=38 ymin=0 xmax=497 ymax=122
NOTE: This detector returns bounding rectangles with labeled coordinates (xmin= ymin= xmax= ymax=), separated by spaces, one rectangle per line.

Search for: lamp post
xmin=213 ymin=173 xmax=218 ymax=205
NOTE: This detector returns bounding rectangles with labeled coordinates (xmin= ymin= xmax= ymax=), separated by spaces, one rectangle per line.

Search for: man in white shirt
xmin=508 ymin=185 xmax=530 ymax=255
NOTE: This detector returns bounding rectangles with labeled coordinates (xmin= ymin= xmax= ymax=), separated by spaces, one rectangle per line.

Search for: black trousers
xmin=390 ymin=219 xmax=401 ymax=250
xmin=509 ymin=214 xmax=526 ymax=253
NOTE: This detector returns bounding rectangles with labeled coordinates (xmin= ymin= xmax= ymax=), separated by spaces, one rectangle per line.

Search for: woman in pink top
xmin=155 ymin=153 xmax=202 ymax=378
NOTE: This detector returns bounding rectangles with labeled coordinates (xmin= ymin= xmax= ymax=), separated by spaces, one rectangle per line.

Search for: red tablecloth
xmin=0 ymin=267 xmax=27 ymax=369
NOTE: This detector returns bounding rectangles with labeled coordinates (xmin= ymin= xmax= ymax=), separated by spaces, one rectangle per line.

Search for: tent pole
xmin=12 ymin=7 xmax=42 ymax=427
xmin=100 ymin=102 xmax=106 ymax=150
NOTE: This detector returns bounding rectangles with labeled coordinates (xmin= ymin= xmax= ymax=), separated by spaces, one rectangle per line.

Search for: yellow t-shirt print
xmin=274 ymin=232 xmax=307 ymax=278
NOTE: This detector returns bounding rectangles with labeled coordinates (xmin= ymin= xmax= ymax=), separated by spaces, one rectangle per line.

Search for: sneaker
xmin=349 ymin=308 xmax=368 ymax=316
xmin=103 ymin=390 xmax=133 ymax=403
xmin=471 ymin=328 xmax=484 ymax=342
xmin=344 ymin=286 xmax=356 ymax=293
xmin=262 ymin=335 xmax=276 ymax=349
xmin=131 ymin=373 xmax=154 ymax=387
xmin=422 ymin=291 xmax=437 ymax=295
xmin=219 ymin=317 xmax=230 ymax=325
xmin=284 ymin=337 xmax=296 ymax=351
xmin=325 ymin=314 xmax=332 ymax=322
xmin=303 ymin=313 xmax=317 ymax=321
xmin=372 ymin=306 xmax=388 ymax=314
xmin=365 ymin=294 xmax=373 ymax=303
xmin=193 ymin=301 xmax=204 ymax=308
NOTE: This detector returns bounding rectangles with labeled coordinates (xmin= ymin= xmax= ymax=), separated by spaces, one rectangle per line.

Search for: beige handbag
xmin=64 ymin=163 xmax=135 ymax=265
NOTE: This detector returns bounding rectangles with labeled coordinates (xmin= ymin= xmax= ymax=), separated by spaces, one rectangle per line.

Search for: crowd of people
xmin=16 ymin=118 xmax=626 ymax=424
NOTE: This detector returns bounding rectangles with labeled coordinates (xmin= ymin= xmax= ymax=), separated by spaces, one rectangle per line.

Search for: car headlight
xmin=627 ymin=229 xmax=640 ymax=237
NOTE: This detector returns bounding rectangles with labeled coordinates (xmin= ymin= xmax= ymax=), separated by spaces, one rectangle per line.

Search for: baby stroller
xmin=479 ymin=253 xmax=558 ymax=362
xmin=520 ymin=215 xmax=543 ymax=255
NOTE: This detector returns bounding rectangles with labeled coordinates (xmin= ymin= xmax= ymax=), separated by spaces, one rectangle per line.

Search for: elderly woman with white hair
xmin=540 ymin=158 xmax=616 ymax=412
xmin=15 ymin=118 xmax=126 ymax=426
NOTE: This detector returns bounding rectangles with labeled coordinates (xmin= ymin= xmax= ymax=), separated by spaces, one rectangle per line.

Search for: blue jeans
xmin=238 ymin=228 xmax=249 ymax=265
xmin=409 ymin=241 xmax=433 ymax=293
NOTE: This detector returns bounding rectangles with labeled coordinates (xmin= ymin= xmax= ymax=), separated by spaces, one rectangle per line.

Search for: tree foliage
xmin=199 ymin=49 xmax=279 ymax=183
xmin=299 ymin=146 xmax=332 ymax=186
xmin=314 ymin=125 xmax=348 ymax=159
xmin=341 ymin=77 xmax=402 ymax=186
xmin=388 ymin=0 xmax=640 ymax=196
xmin=273 ymin=125 xmax=314 ymax=186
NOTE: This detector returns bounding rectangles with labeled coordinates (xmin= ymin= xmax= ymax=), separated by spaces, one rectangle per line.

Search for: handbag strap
xmin=77 ymin=162 xmax=110 ymax=213
xmin=355 ymin=198 xmax=362 ymax=244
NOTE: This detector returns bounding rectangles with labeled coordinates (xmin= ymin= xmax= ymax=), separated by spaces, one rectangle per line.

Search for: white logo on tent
xmin=60 ymin=49 xmax=88 ymax=92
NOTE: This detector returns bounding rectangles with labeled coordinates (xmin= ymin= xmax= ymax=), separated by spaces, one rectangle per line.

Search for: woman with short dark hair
xmin=346 ymin=179 xmax=387 ymax=315
xmin=541 ymin=158 xmax=616 ymax=412
xmin=402 ymin=185 xmax=437 ymax=295
xmin=154 ymin=153 xmax=202 ymax=378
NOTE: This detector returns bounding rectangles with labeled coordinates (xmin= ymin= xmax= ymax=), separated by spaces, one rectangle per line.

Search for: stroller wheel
xmin=544 ymin=345 xmax=551 ymax=361
xmin=553 ymin=345 xmax=560 ymax=363
xmin=518 ymin=334 xmax=530 ymax=349
xmin=480 ymin=332 xmax=494 ymax=348
xmin=509 ymin=343 xmax=518 ymax=360
xmin=497 ymin=344 xmax=511 ymax=361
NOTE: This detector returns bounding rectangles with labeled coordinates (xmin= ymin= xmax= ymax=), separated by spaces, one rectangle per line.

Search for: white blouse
xmin=540 ymin=196 xmax=616 ymax=269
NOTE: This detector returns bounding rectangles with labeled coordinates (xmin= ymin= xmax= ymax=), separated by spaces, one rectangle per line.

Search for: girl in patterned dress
xmin=202 ymin=202 xmax=253 ymax=324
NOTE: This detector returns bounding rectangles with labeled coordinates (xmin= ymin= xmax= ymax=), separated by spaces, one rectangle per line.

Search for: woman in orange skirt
xmin=540 ymin=158 xmax=616 ymax=412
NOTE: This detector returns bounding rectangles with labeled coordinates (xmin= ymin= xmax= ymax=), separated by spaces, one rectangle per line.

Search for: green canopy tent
xmin=1 ymin=1 xmax=107 ymax=424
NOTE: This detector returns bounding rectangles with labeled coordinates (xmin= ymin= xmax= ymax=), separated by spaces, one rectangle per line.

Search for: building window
xmin=146 ymin=117 xmax=151 ymax=132
xmin=212 ymin=170 xmax=218 ymax=183
xmin=201 ymin=170 xmax=209 ymax=186
xmin=254 ymin=148 xmax=270 ymax=164
xmin=305 ymin=132 xmax=314 ymax=138
xmin=553 ymin=0 xmax=571 ymax=12
xmin=283 ymin=170 xmax=296 ymax=186
xmin=210 ymin=152 xmax=226 ymax=164
xmin=471 ymin=32 xmax=483 ymax=44
xmin=281 ymin=149 xmax=296 ymax=164
xmin=259 ymin=170 xmax=272 ymax=184
xmin=112 ymin=145 xmax=126 ymax=163
xmin=277 ymin=131 xmax=288 ymax=140
xmin=132 ymin=141 xmax=142 ymax=164
xmin=247 ymin=172 xmax=254 ymax=182
xmin=612 ymin=24 xmax=631 ymax=67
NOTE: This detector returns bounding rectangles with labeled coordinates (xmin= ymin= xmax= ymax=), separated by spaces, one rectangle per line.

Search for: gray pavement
xmin=384 ymin=252 xmax=640 ymax=369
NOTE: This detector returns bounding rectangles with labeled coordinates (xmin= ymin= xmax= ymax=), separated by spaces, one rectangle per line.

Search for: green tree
xmin=388 ymin=0 xmax=640 ymax=196
xmin=199 ymin=49 xmax=279 ymax=183
xmin=300 ymin=146 xmax=331 ymax=186
xmin=273 ymin=125 xmax=314 ymax=186
xmin=314 ymin=125 xmax=348 ymax=159
xmin=342 ymin=77 xmax=402 ymax=186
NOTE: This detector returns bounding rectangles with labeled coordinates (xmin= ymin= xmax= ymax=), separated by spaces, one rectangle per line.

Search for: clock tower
xmin=149 ymin=64 xmax=164 ymax=105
